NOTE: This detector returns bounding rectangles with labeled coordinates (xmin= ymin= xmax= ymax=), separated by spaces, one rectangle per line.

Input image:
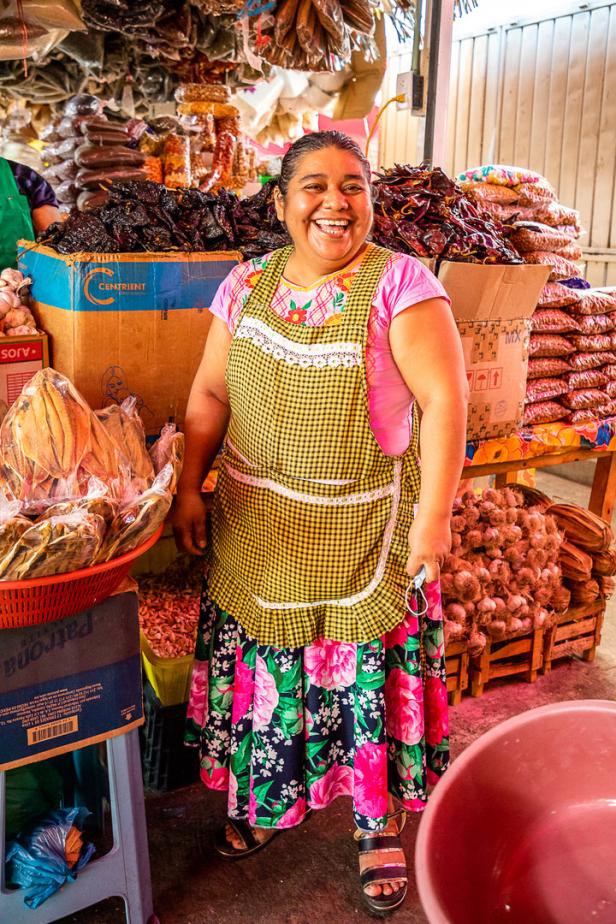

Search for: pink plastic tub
xmin=416 ymin=700 xmax=616 ymax=924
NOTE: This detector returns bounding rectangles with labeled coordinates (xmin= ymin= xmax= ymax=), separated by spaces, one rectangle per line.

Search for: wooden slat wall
xmin=379 ymin=2 xmax=616 ymax=285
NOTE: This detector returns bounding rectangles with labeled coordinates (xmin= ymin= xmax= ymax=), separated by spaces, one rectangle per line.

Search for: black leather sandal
xmin=214 ymin=817 xmax=280 ymax=859
xmin=355 ymin=810 xmax=408 ymax=915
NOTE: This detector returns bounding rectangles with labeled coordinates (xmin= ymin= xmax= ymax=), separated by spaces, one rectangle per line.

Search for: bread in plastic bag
xmin=529 ymin=334 xmax=575 ymax=358
xmin=95 ymin=397 xmax=154 ymax=492
xmin=569 ymin=351 xmax=616 ymax=371
xmin=522 ymin=251 xmax=581 ymax=281
xmin=0 ymin=510 xmax=106 ymax=580
xmin=567 ymin=369 xmax=609 ymax=390
xmin=577 ymin=314 xmax=616 ymax=334
xmin=561 ymin=388 xmax=606 ymax=411
xmin=537 ymin=282 xmax=582 ymax=309
xmin=148 ymin=423 xmax=184 ymax=494
xmin=5 ymin=808 xmax=95 ymax=910
xmin=523 ymin=400 xmax=567 ymax=426
xmin=571 ymin=288 xmax=616 ymax=316
xmin=527 ymin=357 xmax=572 ymax=379
xmin=525 ymin=377 xmax=568 ymax=404
xmin=96 ymin=465 xmax=173 ymax=563
xmin=531 ymin=309 xmax=580 ymax=333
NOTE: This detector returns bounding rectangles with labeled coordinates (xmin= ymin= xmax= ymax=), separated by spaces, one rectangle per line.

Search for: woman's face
xmin=275 ymin=147 xmax=373 ymax=270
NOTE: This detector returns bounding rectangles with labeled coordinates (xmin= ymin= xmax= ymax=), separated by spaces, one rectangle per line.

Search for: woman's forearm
xmin=177 ymin=391 xmax=230 ymax=494
xmin=416 ymin=395 xmax=467 ymax=521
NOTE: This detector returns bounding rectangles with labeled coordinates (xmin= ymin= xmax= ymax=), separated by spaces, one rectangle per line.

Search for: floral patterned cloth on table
xmin=185 ymin=580 xmax=449 ymax=832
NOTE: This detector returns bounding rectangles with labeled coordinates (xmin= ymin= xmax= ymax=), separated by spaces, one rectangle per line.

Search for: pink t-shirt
xmin=209 ymin=247 xmax=450 ymax=455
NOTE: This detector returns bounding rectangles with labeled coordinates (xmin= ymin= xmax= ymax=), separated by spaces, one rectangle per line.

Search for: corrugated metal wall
xmin=380 ymin=2 xmax=616 ymax=285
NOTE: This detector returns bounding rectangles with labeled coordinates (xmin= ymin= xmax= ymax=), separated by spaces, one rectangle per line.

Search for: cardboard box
xmin=437 ymin=262 xmax=551 ymax=441
xmin=0 ymin=592 xmax=142 ymax=771
xmin=0 ymin=333 xmax=49 ymax=422
xmin=18 ymin=244 xmax=240 ymax=435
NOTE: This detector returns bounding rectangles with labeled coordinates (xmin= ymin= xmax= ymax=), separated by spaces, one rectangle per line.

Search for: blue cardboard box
xmin=0 ymin=592 xmax=143 ymax=771
xmin=18 ymin=243 xmax=240 ymax=434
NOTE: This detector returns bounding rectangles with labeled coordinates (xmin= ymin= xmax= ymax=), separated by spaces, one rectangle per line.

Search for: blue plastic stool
xmin=0 ymin=729 xmax=158 ymax=924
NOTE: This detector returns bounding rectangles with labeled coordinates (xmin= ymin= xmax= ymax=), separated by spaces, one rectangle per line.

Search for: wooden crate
xmin=445 ymin=639 xmax=469 ymax=705
xmin=542 ymin=600 xmax=606 ymax=673
xmin=470 ymin=628 xmax=545 ymax=698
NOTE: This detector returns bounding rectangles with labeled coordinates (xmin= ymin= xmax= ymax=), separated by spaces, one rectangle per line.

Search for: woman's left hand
xmin=406 ymin=513 xmax=451 ymax=582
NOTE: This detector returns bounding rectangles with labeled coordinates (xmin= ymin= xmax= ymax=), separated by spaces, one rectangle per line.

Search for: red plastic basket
xmin=0 ymin=525 xmax=164 ymax=629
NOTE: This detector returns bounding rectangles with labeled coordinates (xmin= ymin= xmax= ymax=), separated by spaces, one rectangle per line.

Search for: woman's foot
xmin=355 ymin=810 xmax=408 ymax=913
xmin=224 ymin=822 xmax=274 ymax=851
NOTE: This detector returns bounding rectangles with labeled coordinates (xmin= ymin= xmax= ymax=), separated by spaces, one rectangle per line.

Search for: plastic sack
xmin=538 ymin=282 xmax=582 ymax=309
xmin=531 ymin=309 xmax=580 ymax=333
xmin=511 ymin=224 xmax=574 ymax=254
xmin=523 ymin=251 xmax=581 ymax=281
xmin=571 ymin=334 xmax=614 ymax=352
xmin=570 ymin=351 xmax=616 ymax=371
xmin=5 ymin=763 xmax=63 ymax=840
xmin=94 ymin=397 xmax=154 ymax=495
xmin=515 ymin=182 xmax=556 ymax=205
xmin=572 ymin=289 xmax=616 ymax=316
xmin=561 ymin=277 xmax=591 ymax=290
xmin=578 ymin=314 xmax=616 ymax=334
xmin=6 ymin=807 xmax=95 ymax=910
xmin=603 ymin=364 xmax=616 ymax=379
xmin=567 ymin=369 xmax=609 ymax=390
xmin=555 ymin=240 xmax=583 ymax=261
xmin=43 ymin=137 xmax=81 ymax=159
xmin=561 ymin=388 xmax=605 ymax=411
xmin=0 ymin=498 xmax=30 ymax=564
xmin=461 ymin=183 xmax=520 ymax=204
xmin=527 ymin=357 xmax=572 ymax=379
xmin=529 ymin=334 xmax=575 ymax=358
xmin=523 ymin=400 xmax=567 ymax=426
xmin=567 ymin=401 xmax=616 ymax=424
xmin=606 ymin=381 xmax=616 ymax=399
xmin=525 ymin=377 xmax=568 ymax=403
xmin=458 ymin=165 xmax=555 ymax=192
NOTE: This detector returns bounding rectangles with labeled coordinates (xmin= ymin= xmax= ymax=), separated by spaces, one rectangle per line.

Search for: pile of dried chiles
xmin=42 ymin=168 xmax=521 ymax=265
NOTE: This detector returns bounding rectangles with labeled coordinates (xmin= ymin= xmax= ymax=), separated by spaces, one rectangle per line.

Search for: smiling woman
xmin=174 ymin=130 xmax=469 ymax=916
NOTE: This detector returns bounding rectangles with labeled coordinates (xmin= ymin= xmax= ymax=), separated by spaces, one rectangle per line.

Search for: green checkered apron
xmin=208 ymin=244 xmax=422 ymax=647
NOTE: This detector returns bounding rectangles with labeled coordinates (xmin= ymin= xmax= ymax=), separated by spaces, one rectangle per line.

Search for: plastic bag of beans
xmin=530 ymin=309 xmax=580 ymax=333
xmin=567 ymin=401 xmax=616 ymax=423
xmin=603 ymin=364 xmax=616 ymax=379
xmin=529 ymin=334 xmax=575 ymax=357
xmin=606 ymin=381 xmax=616 ymax=399
xmin=523 ymin=401 xmax=568 ymax=426
xmin=461 ymin=183 xmax=520 ymax=204
xmin=561 ymin=389 xmax=605 ymax=410
xmin=577 ymin=314 xmax=616 ymax=334
xmin=537 ymin=282 xmax=583 ymax=309
xmin=555 ymin=241 xmax=583 ymax=261
xmin=523 ymin=251 xmax=581 ymax=281
xmin=570 ymin=351 xmax=616 ymax=371
xmin=567 ymin=369 xmax=609 ymax=390
xmin=525 ymin=378 xmax=568 ymax=403
xmin=572 ymin=289 xmax=616 ymax=315
xmin=511 ymin=224 xmax=575 ymax=254
xmin=527 ymin=357 xmax=572 ymax=379
xmin=570 ymin=334 xmax=614 ymax=352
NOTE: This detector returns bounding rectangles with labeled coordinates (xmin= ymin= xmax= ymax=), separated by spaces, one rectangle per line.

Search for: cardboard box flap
xmin=438 ymin=261 xmax=550 ymax=322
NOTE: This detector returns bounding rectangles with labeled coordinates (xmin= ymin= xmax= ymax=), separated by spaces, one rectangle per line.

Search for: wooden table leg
xmin=589 ymin=453 xmax=616 ymax=522
xmin=494 ymin=471 xmax=519 ymax=488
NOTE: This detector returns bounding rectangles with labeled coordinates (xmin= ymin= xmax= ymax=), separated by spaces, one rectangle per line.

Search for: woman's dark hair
xmin=278 ymin=131 xmax=372 ymax=197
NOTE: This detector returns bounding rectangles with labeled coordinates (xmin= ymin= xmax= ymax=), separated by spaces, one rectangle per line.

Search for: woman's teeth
xmin=314 ymin=219 xmax=349 ymax=237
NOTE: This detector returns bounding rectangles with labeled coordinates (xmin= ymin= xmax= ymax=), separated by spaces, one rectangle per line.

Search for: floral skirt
xmin=185 ymin=580 xmax=449 ymax=832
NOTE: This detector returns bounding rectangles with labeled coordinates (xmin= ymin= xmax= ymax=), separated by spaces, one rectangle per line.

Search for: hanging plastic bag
xmin=6 ymin=807 xmax=95 ymax=910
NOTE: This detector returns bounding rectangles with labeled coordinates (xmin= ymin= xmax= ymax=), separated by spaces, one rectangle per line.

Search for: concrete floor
xmin=52 ymin=470 xmax=616 ymax=924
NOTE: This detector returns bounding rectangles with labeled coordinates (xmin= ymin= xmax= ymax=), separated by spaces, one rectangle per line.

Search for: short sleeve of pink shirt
xmin=208 ymin=250 xmax=451 ymax=457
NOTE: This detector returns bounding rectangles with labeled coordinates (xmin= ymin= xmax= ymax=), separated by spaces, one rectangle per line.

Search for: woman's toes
xmin=364 ymin=884 xmax=382 ymax=897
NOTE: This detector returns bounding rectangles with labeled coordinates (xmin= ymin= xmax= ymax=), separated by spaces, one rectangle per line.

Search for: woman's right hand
xmin=172 ymin=488 xmax=208 ymax=556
